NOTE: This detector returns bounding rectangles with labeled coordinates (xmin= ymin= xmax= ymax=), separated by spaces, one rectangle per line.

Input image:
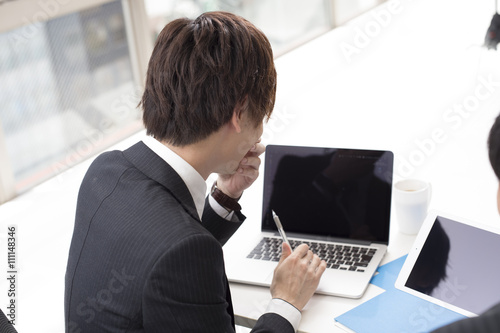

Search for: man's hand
xmin=270 ymin=243 xmax=327 ymax=311
xmin=216 ymin=142 xmax=265 ymax=199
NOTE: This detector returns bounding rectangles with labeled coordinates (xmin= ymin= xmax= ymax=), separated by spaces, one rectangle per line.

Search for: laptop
xmin=395 ymin=210 xmax=500 ymax=317
xmin=224 ymin=144 xmax=393 ymax=298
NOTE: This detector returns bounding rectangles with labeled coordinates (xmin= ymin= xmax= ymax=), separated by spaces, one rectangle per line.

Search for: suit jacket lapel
xmin=122 ymin=141 xmax=201 ymax=222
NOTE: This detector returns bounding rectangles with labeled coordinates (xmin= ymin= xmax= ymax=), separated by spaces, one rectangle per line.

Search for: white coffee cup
xmin=394 ymin=179 xmax=432 ymax=235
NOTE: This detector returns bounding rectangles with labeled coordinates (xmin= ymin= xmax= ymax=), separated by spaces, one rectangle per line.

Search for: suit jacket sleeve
xmin=143 ymin=232 xmax=236 ymax=332
xmin=202 ymin=196 xmax=245 ymax=246
xmin=142 ymin=231 xmax=294 ymax=333
xmin=431 ymin=302 xmax=500 ymax=333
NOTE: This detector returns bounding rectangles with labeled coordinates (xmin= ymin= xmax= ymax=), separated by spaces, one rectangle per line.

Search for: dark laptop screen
xmin=262 ymin=145 xmax=393 ymax=244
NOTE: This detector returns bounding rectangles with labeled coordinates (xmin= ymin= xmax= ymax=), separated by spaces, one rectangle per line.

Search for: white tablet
xmin=395 ymin=210 xmax=500 ymax=317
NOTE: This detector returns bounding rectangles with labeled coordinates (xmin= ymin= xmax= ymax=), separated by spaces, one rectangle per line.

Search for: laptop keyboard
xmin=246 ymin=237 xmax=377 ymax=273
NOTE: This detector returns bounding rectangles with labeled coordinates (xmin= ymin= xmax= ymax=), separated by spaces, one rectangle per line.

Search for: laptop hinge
xmin=273 ymin=232 xmax=374 ymax=246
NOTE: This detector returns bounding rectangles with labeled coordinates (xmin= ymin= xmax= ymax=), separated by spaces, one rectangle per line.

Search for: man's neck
xmin=161 ymin=119 xmax=238 ymax=180
xmin=163 ymin=132 xmax=228 ymax=180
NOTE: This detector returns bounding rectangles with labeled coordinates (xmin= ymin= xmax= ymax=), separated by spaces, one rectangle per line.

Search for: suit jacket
xmin=431 ymin=302 xmax=500 ymax=333
xmin=65 ymin=142 xmax=293 ymax=333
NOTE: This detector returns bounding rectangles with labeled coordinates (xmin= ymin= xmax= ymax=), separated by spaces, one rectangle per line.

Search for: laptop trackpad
xmin=265 ymin=270 xmax=275 ymax=284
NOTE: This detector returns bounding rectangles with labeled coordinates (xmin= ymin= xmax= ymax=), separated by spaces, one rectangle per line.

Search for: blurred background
xmin=0 ymin=0 xmax=386 ymax=203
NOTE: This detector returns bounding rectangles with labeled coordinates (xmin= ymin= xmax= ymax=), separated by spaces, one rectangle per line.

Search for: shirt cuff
xmin=266 ymin=298 xmax=301 ymax=332
xmin=208 ymin=195 xmax=237 ymax=221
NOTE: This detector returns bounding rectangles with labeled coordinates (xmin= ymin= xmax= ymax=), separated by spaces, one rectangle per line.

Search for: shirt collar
xmin=142 ymin=136 xmax=207 ymax=220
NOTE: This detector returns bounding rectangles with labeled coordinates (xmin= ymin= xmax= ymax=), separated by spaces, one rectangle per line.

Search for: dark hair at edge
xmin=488 ymin=113 xmax=500 ymax=180
xmin=139 ymin=11 xmax=277 ymax=146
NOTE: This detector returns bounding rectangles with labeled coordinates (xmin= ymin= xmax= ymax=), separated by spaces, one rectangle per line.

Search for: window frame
xmin=0 ymin=0 xmax=152 ymax=204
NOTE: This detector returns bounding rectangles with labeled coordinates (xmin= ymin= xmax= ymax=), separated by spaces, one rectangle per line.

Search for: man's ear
xmin=230 ymin=96 xmax=248 ymax=133
xmin=231 ymin=109 xmax=242 ymax=133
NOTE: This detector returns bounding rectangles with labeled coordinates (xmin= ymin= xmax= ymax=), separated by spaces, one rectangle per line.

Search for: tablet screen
xmin=403 ymin=215 xmax=500 ymax=315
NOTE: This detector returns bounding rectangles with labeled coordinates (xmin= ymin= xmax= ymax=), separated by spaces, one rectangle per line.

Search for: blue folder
xmin=334 ymin=256 xmax=466 ymax=332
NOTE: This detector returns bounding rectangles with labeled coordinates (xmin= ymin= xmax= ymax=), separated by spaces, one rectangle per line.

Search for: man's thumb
xmin=279 ymin=242 xmax=292 ymax=263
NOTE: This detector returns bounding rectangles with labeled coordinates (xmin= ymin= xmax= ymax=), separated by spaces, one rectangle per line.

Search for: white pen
xmin=272 ymin=210 xmax=291 ymax=248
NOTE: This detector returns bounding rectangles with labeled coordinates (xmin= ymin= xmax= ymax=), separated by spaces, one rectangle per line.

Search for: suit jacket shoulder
xmin=65 ymin=143 xmax=215 ymax=331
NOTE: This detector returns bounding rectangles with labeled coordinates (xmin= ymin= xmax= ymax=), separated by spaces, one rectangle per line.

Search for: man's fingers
xmin=236 ymin=166 xmax=259 ymax=183
xmin=250 ymin=142 xmax=265 ymax=155
xmin=308 ymin=254 xmax=322 ymax=274
xmin=278 ymin=242 xmax=293 ymax=264
xmin=240 ymin=155 xmax=262 ymax=169
xmin=236 ymin=143 xmax=264 ymax=180
xmin=310 ymin=253 xmax=321 ymax=267
xmin=270 ymin=242 xmax=327 ymax=311
xmin=305 ymin=250 xmax=314 ymax=262
xmin=316 ymin=260 xmax=327 ymax=275
xmin=292 ymin=244 xmax=310 ymax=259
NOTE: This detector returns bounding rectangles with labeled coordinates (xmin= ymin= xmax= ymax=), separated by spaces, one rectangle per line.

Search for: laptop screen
xmin=262 ymin=145 xmax=393 ymax=244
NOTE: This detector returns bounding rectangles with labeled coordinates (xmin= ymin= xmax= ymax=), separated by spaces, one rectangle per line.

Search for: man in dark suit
xmin=431 ymin=114 xmax=500 ymax=332
xmin=65 ymin=11 xmax=326 ymax=333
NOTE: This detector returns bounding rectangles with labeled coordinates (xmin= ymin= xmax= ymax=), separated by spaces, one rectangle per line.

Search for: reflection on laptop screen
xmin=262 ymin=145 xmax=393 ymax=244
xmin=404 ymin=216 xmax=500 ymax=315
